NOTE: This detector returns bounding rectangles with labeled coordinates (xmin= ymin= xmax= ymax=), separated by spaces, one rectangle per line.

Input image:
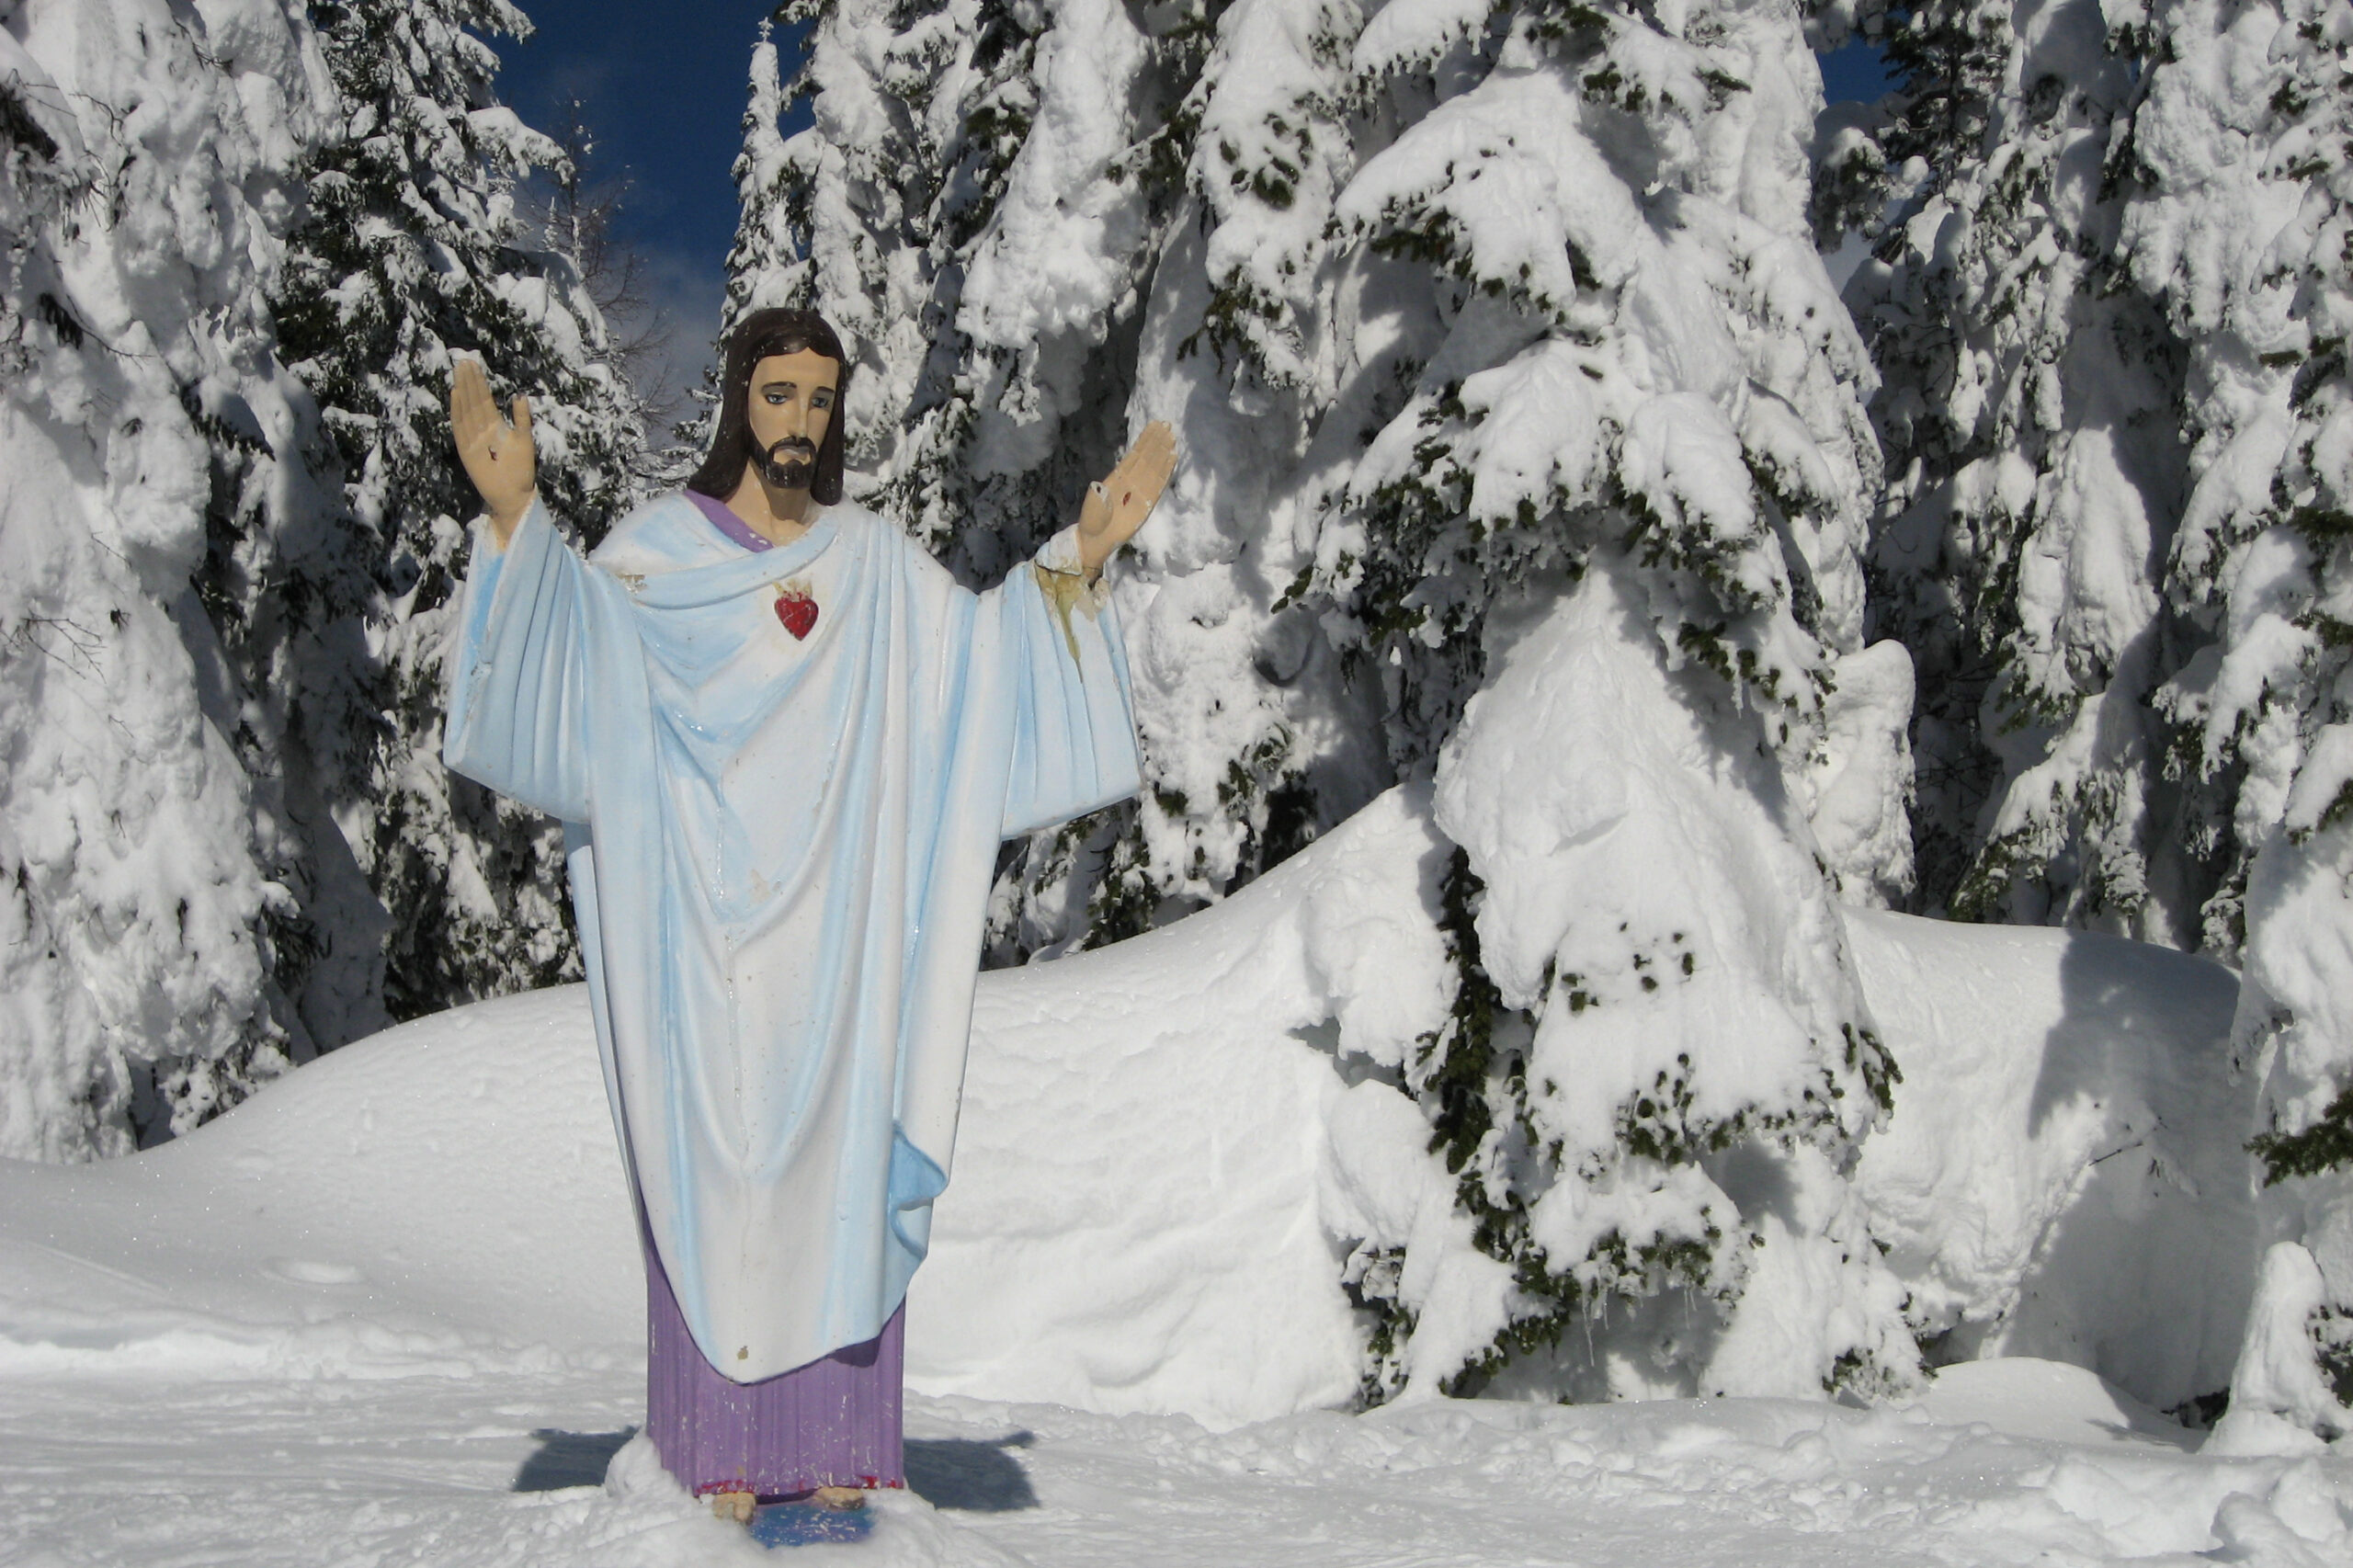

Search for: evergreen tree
xmin=1841 ymin=0 xmax=2353 ymax=1431
xmin=2113 ymin=0 xmax=2353 ymax=1434
xmin=720 ymin=17 xmax=804 ymax=333
xmin=0 ymin=0 xmax=337 ymax=1156
xmin=1310 ymin=0 xmax=1913 ymax=1403
xmin=274 ymin=0 xmax=647 ymax=1024
xmin=759 ymin=0 xmax=1920 ymax=1398
xmin=1839 ymin=0 xmax=2204 ymax=941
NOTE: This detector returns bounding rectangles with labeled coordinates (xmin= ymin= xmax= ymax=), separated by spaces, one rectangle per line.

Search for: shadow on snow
xmin=509 ymin=1425 xmax=1042 ymax=1511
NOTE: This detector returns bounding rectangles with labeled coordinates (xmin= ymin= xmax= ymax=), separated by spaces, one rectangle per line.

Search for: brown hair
xmin=685 ymin=307 xmax=850 ymax=506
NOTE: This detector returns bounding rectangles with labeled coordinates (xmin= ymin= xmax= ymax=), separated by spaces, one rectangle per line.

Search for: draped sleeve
xmin=987 ymin=525 xmax=1143 ymax=838
xmin=442 ymin=498 xmax=599 ymax=824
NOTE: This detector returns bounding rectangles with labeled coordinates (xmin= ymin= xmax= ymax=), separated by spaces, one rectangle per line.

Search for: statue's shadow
xmin=514 ymin=1427 xmax=637 ymax=1493
xmin=905 ymin=1432 xmax=1039 ymax=1511
xmin=510 ymin=1427 xmax=1040 ymax=1512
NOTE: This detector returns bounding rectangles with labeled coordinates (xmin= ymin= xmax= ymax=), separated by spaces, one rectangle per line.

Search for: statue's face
xmin=743 ymin=348 xmax=839 ymax=491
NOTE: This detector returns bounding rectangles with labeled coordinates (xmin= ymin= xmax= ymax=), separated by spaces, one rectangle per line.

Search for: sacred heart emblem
xmin=774 ymin=580 xmax=818 ymax=641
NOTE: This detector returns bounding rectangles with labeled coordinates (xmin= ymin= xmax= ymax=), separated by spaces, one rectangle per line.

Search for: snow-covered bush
xmin=757 ymin=0 xmax=1922 ymax=1400
xmin=0 ymin=0 xmax=339 ymax=1158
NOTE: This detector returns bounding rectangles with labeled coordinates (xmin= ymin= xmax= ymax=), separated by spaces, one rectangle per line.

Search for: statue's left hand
xmin=1076 ymin=422 xmax=1177 ymax=577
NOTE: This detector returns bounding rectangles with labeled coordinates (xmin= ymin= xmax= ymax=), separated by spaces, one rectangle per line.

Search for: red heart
xmin=775 ymin=590 xmax=817 ymax=641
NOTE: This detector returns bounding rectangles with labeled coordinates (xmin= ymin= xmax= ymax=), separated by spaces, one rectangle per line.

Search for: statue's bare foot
xmin=710 ymin=1488 xmax=755 ymax=1524
xmin=811 ymin=1485 xmax=867 ymax=1511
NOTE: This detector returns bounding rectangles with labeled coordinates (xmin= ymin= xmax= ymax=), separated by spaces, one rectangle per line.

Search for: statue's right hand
xmin=450 ymin=358 xmax=537 ymax=547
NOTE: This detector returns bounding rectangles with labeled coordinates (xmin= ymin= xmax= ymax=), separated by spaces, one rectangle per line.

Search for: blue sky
xmin=490 ymin=6 xmax=1896 ymax=406
xmin=1820 ymin=37 xmax=1897 ymax=105
xmin=494 ymin=2 xmax=811 ymax=412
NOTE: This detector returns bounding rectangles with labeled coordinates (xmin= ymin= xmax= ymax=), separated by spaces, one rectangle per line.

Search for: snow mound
xmin=0 ymin=789 xmax=2265 ymax=1425
xmin=913 ymin=787 xmax=1468 ymax=1426
xmin=0 ymin=988 xmax=637 ymax=1379
xmin=1848 ymin=909 xmax=2256 ymax=1412
xmin=1914 ymin=1358 xmax=2198 ymax=1449
xmin=0 ymin=788 xmax=1472 ymax=1427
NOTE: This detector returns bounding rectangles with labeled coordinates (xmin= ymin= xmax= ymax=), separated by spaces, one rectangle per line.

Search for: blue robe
xmin=444 ymin=494 xmax=1139 ymax=1380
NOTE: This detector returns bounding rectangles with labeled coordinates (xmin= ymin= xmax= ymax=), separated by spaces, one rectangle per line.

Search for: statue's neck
xmin=722 ymin=464 xmax=819 ymax=547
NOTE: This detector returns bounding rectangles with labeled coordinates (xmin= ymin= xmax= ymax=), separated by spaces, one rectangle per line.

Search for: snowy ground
xmin=5 ymin=796 xmax=2350 ymax=1563
xmin=6 ymin=1348 xmax=2351 ymax=1564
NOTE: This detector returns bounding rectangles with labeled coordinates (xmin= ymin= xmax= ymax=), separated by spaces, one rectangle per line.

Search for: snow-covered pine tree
xmin=759 ymin=0 xmax=1921 ymax=1398
xmin=1302 ymin=0 xmax=1915 ymax=1402
xmin=719 ymin=19 xmax=801 ymax=337
xmin=1836 ymin=0 xmax=2208 ymax=941
xmin=678 ymin=18 xmax=797 ymax=479
xmin=2109 ymin=0 xmax=2353 ymax=1437
xmin=1833 ymin=0 xmax=2353 ymax=1435
xmin=0 ymin=0 xmax=338 ymax=1157
xmin=275 ymin=0 xmax=647 ymax=1024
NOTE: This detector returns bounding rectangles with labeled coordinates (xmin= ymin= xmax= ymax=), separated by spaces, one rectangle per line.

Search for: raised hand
xmin=450 ymin=358 xmax=537 ymax=547
xmin=1076 ymin=421 xmax=1177 ymax=577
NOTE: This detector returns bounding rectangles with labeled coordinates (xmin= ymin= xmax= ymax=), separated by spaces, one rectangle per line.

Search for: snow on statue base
xmin=748 ymin=1501 xmax=876 ymax=1548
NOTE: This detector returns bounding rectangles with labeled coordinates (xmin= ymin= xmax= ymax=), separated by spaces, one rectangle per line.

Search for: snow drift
xmin=1850 ymin=910 xmax=2254 ymax=1411
xmin=0 ymin=787 xmax=2262 ymax=1427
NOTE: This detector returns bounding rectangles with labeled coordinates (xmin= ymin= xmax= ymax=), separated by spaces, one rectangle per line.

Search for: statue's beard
xmin=754 ymin=435 xmax=818 ymax=491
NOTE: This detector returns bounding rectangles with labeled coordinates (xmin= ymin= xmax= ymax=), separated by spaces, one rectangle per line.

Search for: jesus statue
xmin=443 ymin=308 xmax=1176 ymax=1524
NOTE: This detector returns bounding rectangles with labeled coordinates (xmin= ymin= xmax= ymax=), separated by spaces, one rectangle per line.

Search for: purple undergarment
xmin=684 ymin=488 xmax=775 ymax=554
xmin=641 ymin=1225 xmax=906 ymax=1500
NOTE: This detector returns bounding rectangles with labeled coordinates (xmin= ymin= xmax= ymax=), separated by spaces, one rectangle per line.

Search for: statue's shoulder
xmin=589 ymin=492 xmax=726 ymax=577
xmin=830 ymin=503 xmax=958 ymax=591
